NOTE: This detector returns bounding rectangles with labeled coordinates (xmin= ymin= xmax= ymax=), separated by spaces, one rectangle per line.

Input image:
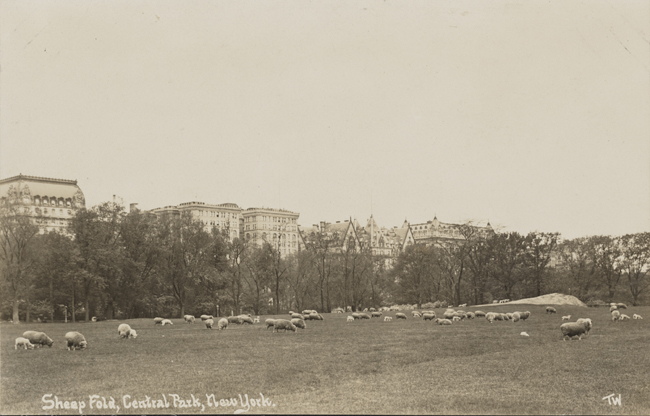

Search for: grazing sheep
xmin=560 ymin=322 xmax=589 ymax=341
xmin=486 ymin=312 xmax=497 ymax=323
xmin=499 ymin=313 xmax=509 ymax=321
xmin=184 ymin=315 xmax=196 ymax=324
xmin=633 ymin=314 xmax=643 ymax=320
xmin=360 ymin=313 xmax=371 ymax=320
xmin=91 ymin=316 xmax=97 ymax=322
xmin=611 ymin=310 xmax=621 ymax=322
xmin=466 ymin=312 xmax=475 ymax=319
xmin=506 ymin=313 xmax=514 ymax=320
xmin=512 ymin=312 xmax=520 ymax=322
xmin=492 ymin=300 xmax=499 ymax=304
xmin=15 ymin=337 xmax=34 ymax=350
xmin=308 ymin=312 xmax=324 ymax=321
xmin=117 ymin=324 xmax=138 ymax=339
xmin=273 ymin=319 xmax=297 ymax=333
xmin=369 ymin=308 xmax=376 ymax=312
xmin=363 ymin=308 xmax=368 ymax=312
xmin=217 ymin=318 xmax=228 ymax=330
xmin=576 ymin=318 xmax=593 ymax=335
xmin=474 ymin=311 xmax=486 ymax=318
xmin=520 ymin=311 xmax=531 ymax=320
xmin=288 ymin=311 xmax=295 ymax=315
xmin=161 ymin=319 xmax=173 ymax=326
xmin=65 ymin=332 xmax=88 ymax=350
xmin=291 ymin=318 xmax=306 ymax=329
xmin=291 ymin=313 xmax=305 ymax=320
xmin=616 ymin=303 xmax=627 ymax=309
xmin=227 ymin=316 xmax=243 ymax=325
xmin=204 ymin=319 xmax=214 ymax=329
xmin=253 ymin=316 xmax=260 ymax=323
xmin=423 ymin=313 xmax=436 ymax=321
xmin=238 ymin=315 xmax=254 ymax=325
xmin=352 ymin=312 xmax=362 ymax=320
xmin=302 ymin=310 xmax=315 ymax=316
xmin=265 ymin=319 xmax=276 ymax=330
xmin=347 ymin=316 xmax=354 ymax=322
xmin=371 ymin=312 xmax=382 ymax=318
xmin=443 ymin=311 xmax=455 ymax=320
xmin=153 ymin=317 xmax=164 ymax=325
xmin=411 ymin=311 xmax=422 ymax=318
xmin=458 ymin=303 xmax=467 ymax=307
xmin=396 ymin=313 xmax=407 ymax=320
xmin=562 ymin=315 xmax=571 ymax=321
xmin=619 ymin=314 xmax=631 ymax=321
xmin=609 ymin=305 xmax=618 ymax=312
xmin=520 ymin=332 xmax=530 ymax=337
xmin=22 ymin=331 xmax=53 ymax=348
xmin=435 ymin=318 xmax=453 ymax=325
xmin=200 ymin=315 xmax=213 ymax=321
xmin=546 ymin=307 xmax=557 ymax=314
xmin=384 ymin=316 xmax=392 ymax=322
xmin=452 ymin=316 xmax=461 ymax=322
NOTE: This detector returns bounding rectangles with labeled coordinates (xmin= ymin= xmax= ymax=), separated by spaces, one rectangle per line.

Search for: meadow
xmin=1 ymin=304 xmax=649 ymax=415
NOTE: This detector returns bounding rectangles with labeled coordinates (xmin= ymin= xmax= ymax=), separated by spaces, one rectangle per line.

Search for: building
xmin=241 ymin=207 xmax=300 ymax=257
xmin=150 ymin=201 xmax=243 ymax=241
xmin=299 ymin=219 xmax=361 ymax=253
xmin=407 ymin=215 xmax=494 ymax=246
xmin=353 ymin=215 xmax=415 ymax=257
xmin=0 ymin=174 xmax=86 ymax=233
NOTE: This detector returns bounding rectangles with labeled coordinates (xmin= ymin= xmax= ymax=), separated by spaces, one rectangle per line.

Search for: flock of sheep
xmin=13 ymin=301 xmax=646 ymax=351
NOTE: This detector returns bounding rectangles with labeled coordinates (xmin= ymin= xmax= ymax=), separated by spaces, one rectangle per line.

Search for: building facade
xmin=407 ymin=216 xmax=494 ymax=246
xmin=241 ymin=207 xmax=300 ymax=257
xmin=0 ymin=174 xmax=86 ymax=233
xmin=150 ymin=201 xmax=243 ymax=241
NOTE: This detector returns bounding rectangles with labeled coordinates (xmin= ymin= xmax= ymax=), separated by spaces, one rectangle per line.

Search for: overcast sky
xmin=1 ymin=0 xmax=648 ymax=239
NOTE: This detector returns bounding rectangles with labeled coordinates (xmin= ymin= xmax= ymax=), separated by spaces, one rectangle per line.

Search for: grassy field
xmin=1 ymin=304 xmax=649 ymax=415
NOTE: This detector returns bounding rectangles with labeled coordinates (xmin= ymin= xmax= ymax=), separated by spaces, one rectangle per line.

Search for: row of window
xmin=243 ymin=224 xmax=296 ymax=231
xmin=31 ymin=196 xmax=74 ymax=208
xmin=196 ymin=210 xmax=238 ymax=219
xmin=244 ymin=215 xmax=297 ymax=224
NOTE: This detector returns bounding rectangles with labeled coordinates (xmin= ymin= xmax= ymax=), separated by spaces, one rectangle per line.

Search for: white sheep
xmin=611 ymin=310 xmax=621 ymax=322
xmin=65 ymin=332 xmax=87 ymax=350
xmin=520 ymin=332 xmax=529 ymax=337
xmin=619 ymin=314 xmax=631 ymax=321
xmin=384 ymin=316 xmax=392 ymax=322
xmin=217 ymin=318 xmax=228 ymax=330
xmin=238 ymin=315 xmax=254 ymax=325
xmin=474 ymin=311 xmax=486 ymax=318
xmin=204 ymin=319 xmax=214 ymax=329
xmin=616 ymin=303 xmax=627 ymax=309
xmin=360 ymin=313 xmax=371 ymax=320
xmin=512 ymin=312 xmax=520 ymax=322
xmin=435 ymin=318 xmax=453 ymax=325
xmin=466 ymin=312 xmax=475 ymax=319
xmin=15 ymin=337 xmax=34 ymax=350
xmin=291 ymin=313 xmax=305 ymax=320
xmin=395 ymin=313 xmax=407 ymax=320
xmin=519 ymin=311 xmax=531 ymax=320
xmin=576 ymin=318 xmax=593 ymax=335
xmin=200 ymin=315 xmax=213 ymax=321
xmin=291 ymin=318 xmax=306 ymax=329
xmin=423 ymin=312 xmax=436 ymax=321
xmin=153 ymin=317 xmax=164 ymax=325
xmin=452 ymin=316 xmax=461 ymax=322
xmin=485 ymin=312 xmax=496 ymax=323
xmin=633 ymin=314 xmax=643 ymax=320
xmin=560 ymin=322 xmax=589 ymax=341
xmin=117 ymin=323 xmax=138 ymax=339
xmin=371 ymin=311 xmax=383 ymax=318
xmin=253 ymin=316 xmax=260 ymax=323
xmin=458 ymin=303 xmax=467 ymax=307
xmin=265 ymin=319 xmax=276 ymax=330
xmin=609 ymin=305 xmax=618 ymax=312
xmin=161 ymin=319 xmax=173 ymax=326
xmin=352 ymin=312 xmax=362 ymax=320
xmin=411 ymin=311 xmax=422 ymax=317
xmin=363 ymin=308 xmax=368 ymax=312
xmin=562 ymin=315 xmax=571 ymax=321
xmin=347 ymin=316 xmax=354 ymax=322
xmin=273 ymin=319 xmax=297 ymax=333
xmin=545 ymin=307 xmax=557 ymax=314
xmin=22 ymin=331 xmax=53 ymax=348
xmin=184 ymin=315 xmax=196 ymax=324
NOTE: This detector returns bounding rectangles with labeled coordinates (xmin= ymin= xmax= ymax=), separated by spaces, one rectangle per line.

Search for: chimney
xmin=320 ymin=221 xmax=326 ymax=231
xmin=130 ymin=203 xmax=139 ymax=212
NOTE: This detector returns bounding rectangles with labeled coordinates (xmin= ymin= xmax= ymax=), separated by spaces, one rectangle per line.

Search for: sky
xmin=1 ymin=0 xmax=649 ymax=240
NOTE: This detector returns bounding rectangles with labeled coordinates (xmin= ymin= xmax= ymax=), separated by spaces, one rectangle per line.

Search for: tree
xmin=243 ymin=245 xmax=274 ymax=315
xmin=465 ymin=237 xmax=493 ymax=305
xmin=391 ymin=244 xmax=437 ymax=308
xmin=0 ymin=197 xmax=41 ymax=323
xmin=591 ymin=235 xmax=623 ymax=303
xmin=489 ymin=232 xmax=527 ymax=300
xmin=618 ymin=232 xmax=650 ymax=306
xmin=304 ymin=230 xmax=339 ymax=312
xmin=524 ymin=231 xmax=560 ymax=297
xmin=224 ymin=236 xmax=249 ymax=315
xmin=285 ymin=250 xmax=315 ymax=312
xmin=558 ymin=237 xmax=599 ymax=301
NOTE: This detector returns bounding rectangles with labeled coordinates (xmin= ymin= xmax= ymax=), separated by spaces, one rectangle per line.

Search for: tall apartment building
xmin=0 ymin=174 xmax=86 ymax=233
xmin=150 ymin=201 xmax=243 ymax=241
xmin=407 ymin=215 xmax=494 ymax=245
xmin=241 ymin=207 xmax=300 ymax=257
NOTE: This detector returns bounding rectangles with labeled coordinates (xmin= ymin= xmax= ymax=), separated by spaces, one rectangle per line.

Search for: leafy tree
xmin=391 ymin=244 xmax=437 ymax=308
xmin=618 ymin=232 xmax=650 ymax=305
xmin=524 ymin=231 xmax=560 ymax=297
xmin=489 ymin=232 xmax=527 ymax=300
xmin=557 ymin=237 xmax=599 ymax=301
xmin=591 ymin=235 xmax=623 ymax=302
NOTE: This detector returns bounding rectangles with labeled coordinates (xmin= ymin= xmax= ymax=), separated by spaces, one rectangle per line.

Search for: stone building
xmin=150 ymin=201 xmax=243 ymax=241
xmin=241 ymin=207 xmax=300 ymax=257
xmin=407 ymin=216 xmax=494 ymax=246
xmin=0 ymin=174 xmax=86 ymax=233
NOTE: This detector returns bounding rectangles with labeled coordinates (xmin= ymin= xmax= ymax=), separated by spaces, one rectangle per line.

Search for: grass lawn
xmin=1 ymin=305 xmax=649 ymax=414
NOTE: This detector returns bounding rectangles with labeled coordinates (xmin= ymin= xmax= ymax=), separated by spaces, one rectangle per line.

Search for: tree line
xmin=1 ymin=199 xmax=649 ymax=323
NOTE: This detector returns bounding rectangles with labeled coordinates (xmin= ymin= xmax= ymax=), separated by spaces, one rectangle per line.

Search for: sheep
xmin=184 ymin=315 xmax=196 ymax=324
xmin=216 ymin=318 xmax=228 ymax=330
xmin=486 ymin=312 xmax=497 ymax=323
xmin=546 ymin=307 xmax=557 ymax=314
xmin=302 ymin=310 xmax=315 ymax=316
xmin=117 ymin=323 xmax=138 ymax=339
xmin=511 ymin=312 xmax=520 ymax=322
xmin=435 ymin=318 xmax=453 ymax=325
xmin=369 ymin=308 xmax=376 ymax=312
xmin=238 ymin=315 xmax=254 ymax=325
xmin=253 ymin=316 xmax=260 ymax=323
xmin=22 ymin=331 xmax=54 ymax=348
xmin=265 ymin=319 xmax=276 ymax=330
xmin=291 ymin=318 xmax=306 ymax=329
xmin=161 ymin=319 xmax=173 ymax=326
xmin=347 ymin=316 xmax=354 ymax=322
xmin=506 ymin=313 xmax=514 ymax=320
xmin=153 ymin=317 xmax=164 ymax=325
xmin=609 ymin=305 xmax=618 ymax=312
xmin=360 ymin=313 xmax=371 ymax=320
xmin=308 ymin=312 xmax=324 ymax=321
xmin=65 ymin=332 xmax=88 ymax=350
xmin=291 ymin=313 xmax=304 ymax=320
xmin=443 ymin=311 xmax=455 ymax=320
xmin=611 ymin=310 xmax=621 ymax=322
xmin=273 ymin=319 xmax=297 ymax=333
xmin=519 ymin=311 xmax=531 ymax=320
xmin=474 ymin=311 xmax=486 ymax=318
xmin=423 ymin=313 xmax=436 ymax=321
xmin=492 ymin=300 xmax=499 ymax=304
xmin=227 ymin=316 xmax=243 ymax=325
xmin=352 ymin=312 xmax=362 ymax=320
xmin=452 ymin=316 xmax=461 ymax=322
xmin=616 ymin=303 xmax=627 ymax=309
xmin=458 ymin=303 xmax=467 ymax=307
xmin=499 ymin=313 xmax=509 ymax=321
xmin=371 ymin=312 xmax=382 ymax=318
xmin=384 ymin=316 xmax=392 ymax=322
xmin=466 ymin=312 xmax=475 ymax=319
xmin=619 ymin=314 xmax=631 ymax=321
xmin=562 ymin=315 xmax=571 ymax=321
xmin=520 ymin=332 xmax=530 ymax=336
xmin=288 ymin=311 xmax=295 ymax=315
xmin=200 ymin=315 xmax=213 ymax=321
xmin=576 ymin=318 xmax=593 ymax=335
xmin=395 ymin=313 xmax=407 ymax=320
xmin=15 ymin=337 xmax=34 ymax=350
xmin=205 ymin=319 xmax=214 ymax=329
xmin=454 ymin=312 xmax=467 ymax=320
xmin=633 ymin=314 xmax=643 ymax=320
xmin=560 ymin=322 xmax=589 ymax=341
xmin=411 ymin=311 xmax=422 ymax=318
xmin=363 ymin=308 xmax=368 ymax=312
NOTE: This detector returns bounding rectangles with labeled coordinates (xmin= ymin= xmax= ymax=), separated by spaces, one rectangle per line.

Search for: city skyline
xmin=1 ymin=0 xmax=648 ymax=240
